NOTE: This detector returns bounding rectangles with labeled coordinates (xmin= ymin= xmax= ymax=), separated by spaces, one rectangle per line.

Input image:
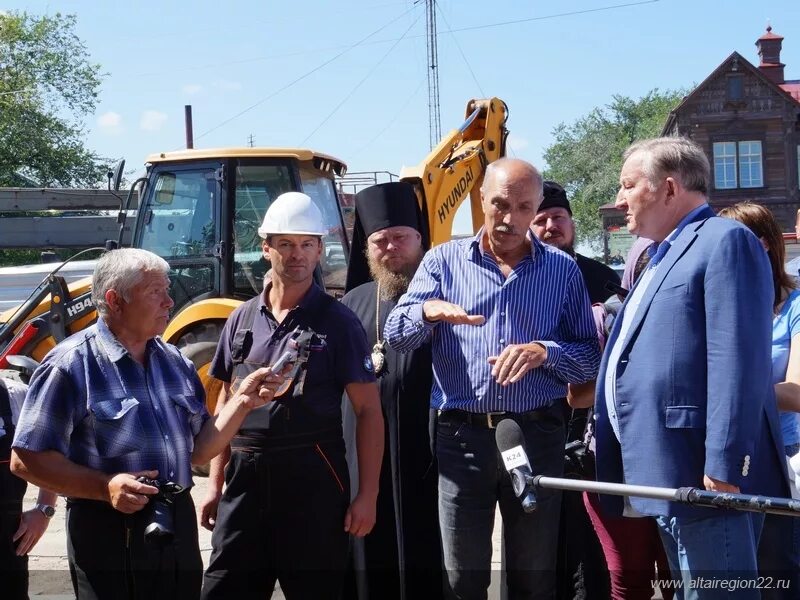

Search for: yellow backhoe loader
xmin=0 ymin=98 xmax=509 ymax=413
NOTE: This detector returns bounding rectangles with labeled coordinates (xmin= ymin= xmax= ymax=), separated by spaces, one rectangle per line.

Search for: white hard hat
xmin=258 ymin=192 xmax=327 ymax=238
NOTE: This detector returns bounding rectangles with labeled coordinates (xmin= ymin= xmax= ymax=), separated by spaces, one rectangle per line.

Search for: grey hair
xmin=623 ymin=137 xmax=709 ymax=195
xmin=481 ymin=158 xmax=544 ymax=202
xmin=92 ymin=249 xmax=170 ymax=319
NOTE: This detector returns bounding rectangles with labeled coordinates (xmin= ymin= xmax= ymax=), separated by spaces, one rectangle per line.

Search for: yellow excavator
xmin=0 ymin=97 xmax=509 ymax=412
xmin=400 ymin=97 xmax=508 ymax=246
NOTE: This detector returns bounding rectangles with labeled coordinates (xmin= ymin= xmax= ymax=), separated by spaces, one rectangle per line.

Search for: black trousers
xmin=66 ymin=491 xmax=202 ymax=600
xmin=1 ymin=505 xmax=28 ymax=600
xmin=202 ymin=440 xmax=351 ymax=600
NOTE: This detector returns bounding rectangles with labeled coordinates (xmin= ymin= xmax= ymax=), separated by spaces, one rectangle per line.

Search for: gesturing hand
xmin=488 ymin=343 xmax=548 ymax=385
xmin=422 ymin=300 xmax=486 ymax=326
xmin=106 ymin=470 xmax=159 ymax=514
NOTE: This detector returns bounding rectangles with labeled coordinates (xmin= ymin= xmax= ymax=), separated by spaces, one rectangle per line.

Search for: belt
xmin=231 ymin=425 xmax=342 ymax=452
xmin=438 ymin=407 xmax=553 ymax=430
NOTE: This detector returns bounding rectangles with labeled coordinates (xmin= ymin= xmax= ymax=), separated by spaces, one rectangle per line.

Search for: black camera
xmin=137 ymin=477 xmax=184 ymax=545
xmin=563 ymin=440 xmax=596 ymax=480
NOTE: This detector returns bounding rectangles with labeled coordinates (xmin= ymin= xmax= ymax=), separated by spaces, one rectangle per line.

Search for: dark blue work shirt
xmin=210 ymin=283 xmax=375 ymax=435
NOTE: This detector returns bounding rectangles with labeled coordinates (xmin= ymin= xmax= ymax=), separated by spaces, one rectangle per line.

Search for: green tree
xmin=543 ymin=89 xmax=686 ymax=245
xmin=0 ymin=11 xmax=108 ymax=186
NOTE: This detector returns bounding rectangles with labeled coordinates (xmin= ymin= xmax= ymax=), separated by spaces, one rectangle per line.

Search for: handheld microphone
xmin=269 ymin=350 xmax=295 ymax=374
xmin=495 ymin=419 xmax=538 ymax=513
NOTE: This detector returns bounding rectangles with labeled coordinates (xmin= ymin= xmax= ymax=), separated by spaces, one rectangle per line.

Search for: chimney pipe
xmin=185 ymin=105 xmax=194 ymax=149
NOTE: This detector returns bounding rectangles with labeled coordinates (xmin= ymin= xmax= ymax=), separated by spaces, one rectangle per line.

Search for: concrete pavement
xmin=23 ymin=476 xmax=505 ymax=599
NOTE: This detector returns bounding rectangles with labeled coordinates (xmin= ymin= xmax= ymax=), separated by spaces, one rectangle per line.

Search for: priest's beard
xmin=366 ymin=248 xmax=423 ymax=301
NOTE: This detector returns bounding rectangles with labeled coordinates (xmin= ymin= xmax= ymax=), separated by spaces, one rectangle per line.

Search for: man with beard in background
xmin=342 ymin=182 xmax=443 ymax=600
xmin=531 ymin=181 xmax=620 ymax=305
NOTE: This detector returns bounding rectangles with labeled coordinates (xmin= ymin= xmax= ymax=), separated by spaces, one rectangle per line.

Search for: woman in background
xmin=720 ymin=201 xmax=800 ymax=599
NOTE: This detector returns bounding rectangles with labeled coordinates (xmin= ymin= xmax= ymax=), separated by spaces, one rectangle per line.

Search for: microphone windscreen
xmin=495 ymin=418 xmax=531 ymax=471
xmin=495 ymin=418 xmax=525 ymax=453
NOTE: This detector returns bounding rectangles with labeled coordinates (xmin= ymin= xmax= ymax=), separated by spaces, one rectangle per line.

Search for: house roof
xmin=758 ymin=25 xmax=783 ymax=42
xmin=662 ymin=51 xmax=800 ymax=134
xmin=599 ymin=202 xmax=620 ymax=212
xmin=780 ymin=81 xmax=800 ymax=102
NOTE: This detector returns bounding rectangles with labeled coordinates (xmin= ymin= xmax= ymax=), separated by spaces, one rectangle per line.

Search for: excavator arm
xmin=399 ymin=98 xmax=509 ymax=246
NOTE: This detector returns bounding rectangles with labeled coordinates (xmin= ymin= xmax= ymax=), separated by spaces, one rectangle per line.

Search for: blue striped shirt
xmin=13 ymin=319 xmax=208 ymax=489
xmin=384 ymin=229 xmax=601 ymax=412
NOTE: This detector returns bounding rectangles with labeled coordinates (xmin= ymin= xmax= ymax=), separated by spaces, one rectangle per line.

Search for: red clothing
xmin=584 ymin=491 xmax=673 ymax=600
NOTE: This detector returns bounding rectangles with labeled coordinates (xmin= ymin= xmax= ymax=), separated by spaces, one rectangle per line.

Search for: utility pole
xmin=425 ymin=0 xmax=441 ymax=149
xmin=247 ymin=134 xmax=255 ymax=148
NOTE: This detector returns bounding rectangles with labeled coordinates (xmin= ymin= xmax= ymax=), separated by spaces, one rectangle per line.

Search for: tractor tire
xmin=175 ymin=322 xmax=225 ymax=477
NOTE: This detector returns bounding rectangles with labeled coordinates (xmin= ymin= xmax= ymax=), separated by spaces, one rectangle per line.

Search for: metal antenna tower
xmin=425 ymin=0 xmax=441 ymax=149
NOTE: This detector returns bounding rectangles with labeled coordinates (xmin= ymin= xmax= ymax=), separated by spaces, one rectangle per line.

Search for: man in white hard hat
xmin=200 ymin=192 xmax=385 ymax=600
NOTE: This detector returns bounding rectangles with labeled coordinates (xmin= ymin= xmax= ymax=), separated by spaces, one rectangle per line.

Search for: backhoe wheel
xmin=175 ymin=321 xmax=225 ymax=477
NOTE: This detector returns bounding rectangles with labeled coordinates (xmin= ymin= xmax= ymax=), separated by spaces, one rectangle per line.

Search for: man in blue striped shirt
xmin=385 ymin=158 xmax=600 ymax=600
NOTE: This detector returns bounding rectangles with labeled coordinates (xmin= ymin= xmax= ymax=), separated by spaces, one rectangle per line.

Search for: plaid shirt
xmin=13 ymin=319 xmax=208 ymax=489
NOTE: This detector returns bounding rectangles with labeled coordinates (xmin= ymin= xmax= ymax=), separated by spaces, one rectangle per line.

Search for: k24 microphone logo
xmin=501 ymin=446 xmax=531 ymax=470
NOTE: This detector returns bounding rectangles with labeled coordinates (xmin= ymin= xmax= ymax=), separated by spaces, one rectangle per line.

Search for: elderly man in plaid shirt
xmin=10 ymin=249 xmax=284 ymax=600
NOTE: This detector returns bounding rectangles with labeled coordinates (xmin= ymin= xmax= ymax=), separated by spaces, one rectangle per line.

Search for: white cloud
xmin=508 ymin=133 xmax=529 ymax=152
xmin=182 ymin=83 xmax=203 ymax=95
xmin=140 ymin=110 xmax=168 ymax=132
xmin=213 ymin=79 xmax=242 ymax=92
xmin=97 ymin=111 xmax=124 ymax=135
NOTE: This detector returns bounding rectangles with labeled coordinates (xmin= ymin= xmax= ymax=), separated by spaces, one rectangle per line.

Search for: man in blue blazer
xmin=596 ymin=137 xmax=789 ymax=592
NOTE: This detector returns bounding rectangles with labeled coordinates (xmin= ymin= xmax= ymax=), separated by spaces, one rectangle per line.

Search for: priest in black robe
xmin=341 ymin=182 xmax=443 ymax=600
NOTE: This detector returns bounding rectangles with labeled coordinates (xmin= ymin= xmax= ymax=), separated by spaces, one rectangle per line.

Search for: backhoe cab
xmin=138 ymin=148 xmax=348 ymax=311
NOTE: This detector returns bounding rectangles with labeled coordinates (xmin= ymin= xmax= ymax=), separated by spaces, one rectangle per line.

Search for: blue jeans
xmin=655 ymin=512 xmax=764 ymax=600
xmin=757 ymin=442 xmax=800 ymax=599
xmin=436 ymin=406 xmax=565 ymax=600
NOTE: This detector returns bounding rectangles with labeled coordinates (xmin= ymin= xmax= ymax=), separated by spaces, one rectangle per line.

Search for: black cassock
xmin=341 ymin=281 xmax=444 ymax=600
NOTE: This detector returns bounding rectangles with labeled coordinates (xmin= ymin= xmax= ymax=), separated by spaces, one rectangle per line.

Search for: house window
xmin=727 ymin=75 xmax=743 ymax=101
xmin=713 ymin=142 xmax=737 ymax=189
xmin=713 ymin=141 xmax=763 ymax=189
xmin=738 ymin=141 xmax=763 ymax=188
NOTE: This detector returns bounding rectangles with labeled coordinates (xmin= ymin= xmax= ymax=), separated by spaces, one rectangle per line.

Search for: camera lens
xmin=139 ymin=479 xmax=178 ymax=546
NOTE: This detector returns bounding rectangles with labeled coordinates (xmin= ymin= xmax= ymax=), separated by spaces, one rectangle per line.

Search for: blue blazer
xmin=595 ymin=208 xmax=790 ymax=517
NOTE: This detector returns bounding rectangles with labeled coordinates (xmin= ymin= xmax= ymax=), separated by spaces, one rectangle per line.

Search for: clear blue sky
xmin=3 ymin=0 xmax=800 ymax=234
